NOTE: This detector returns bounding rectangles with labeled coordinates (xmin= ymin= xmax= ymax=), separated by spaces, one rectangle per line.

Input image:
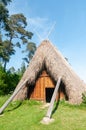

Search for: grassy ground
xmin=0 ymin=96 xmax=86 ymax=130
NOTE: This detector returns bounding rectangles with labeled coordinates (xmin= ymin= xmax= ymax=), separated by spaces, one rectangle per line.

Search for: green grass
xmin=0 ymin=96 xmax=86 ymax=130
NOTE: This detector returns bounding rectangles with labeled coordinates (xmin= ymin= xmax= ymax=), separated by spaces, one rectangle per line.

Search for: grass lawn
xmin=0 ymin=95 xmax=86 ymax=130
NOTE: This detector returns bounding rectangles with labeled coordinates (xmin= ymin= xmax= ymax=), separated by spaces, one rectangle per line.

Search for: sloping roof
xmin=13 ymin=40 xmax=86 ymax=104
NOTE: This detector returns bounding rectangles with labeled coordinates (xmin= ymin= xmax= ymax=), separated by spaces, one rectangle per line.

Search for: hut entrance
xmin=27 ymin=69 xmax=68 ymax=102
xmin=45 ymin=88 xmax=54 ymax=102
xmin=28 ymin=70 xmax=55 ymax=101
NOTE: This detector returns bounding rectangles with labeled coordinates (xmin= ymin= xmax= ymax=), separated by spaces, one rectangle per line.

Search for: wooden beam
xmin=0 ymin=79 xmax=28 ymax=114
xmin=46 ymin=77 xmax=62 ymax=118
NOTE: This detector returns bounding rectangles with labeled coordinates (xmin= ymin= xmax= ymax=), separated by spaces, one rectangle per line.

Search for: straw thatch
xmin=13 ymin=40 xmax=86 ymax=104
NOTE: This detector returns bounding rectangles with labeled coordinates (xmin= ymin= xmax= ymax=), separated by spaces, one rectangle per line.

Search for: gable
xmin=13 ymin=40 xmax=86 ymax=104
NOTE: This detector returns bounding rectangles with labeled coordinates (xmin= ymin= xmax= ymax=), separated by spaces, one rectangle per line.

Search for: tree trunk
xmin=46 ymin=77 xmax=62 ymax=118
xmin=0 ymin=79 xmax=28 ymax=114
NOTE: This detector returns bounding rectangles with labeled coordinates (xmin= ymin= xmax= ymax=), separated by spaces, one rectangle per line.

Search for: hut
xmin=13 ymin=40 xmax=86 ymax=104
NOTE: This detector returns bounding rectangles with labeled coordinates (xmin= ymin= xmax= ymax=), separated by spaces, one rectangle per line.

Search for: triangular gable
xmin=13 ymin=40 xmax=86 ymax=104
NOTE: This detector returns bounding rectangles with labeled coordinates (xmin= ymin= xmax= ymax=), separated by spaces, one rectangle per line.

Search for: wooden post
xmin=0 ymin=79 xmax=28 ymax=114
xmin=46 ymin=77 xmax=62 ymax=118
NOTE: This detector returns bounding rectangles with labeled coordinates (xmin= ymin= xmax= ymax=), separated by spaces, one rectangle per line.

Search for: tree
xmin=20 ymin=62 xmax=26 ymax=74
xmin=0 ymin=0 xmax=37 ymax=97
xmin=0 ymin=13 xmax=34 ymax=70
xmin=23 ymin=42 xmax=36 ymax=64
xmin=0 ymin=3 xmax=9 ymax=37
xmin=0 ymin=40 xmax=15 ymax=70
xmin=0 ymin=0 xmax=12 ymax=6
xmin=0 ymin=0 xmax=11 ymax=69
xmin=0 ymin=0 xmax=12 ymax=34
xmin=6 ymin=14 xmax=33 ymax=46
xmin=0 ymin=1 xmax=36 ymax=70
xmin=8 ymin=66 xmax=15 ymax=73
xmin=0 ymin=64 xmax=7 ymax=95
xmin=0 ymin=63 xmax=20 ymax=95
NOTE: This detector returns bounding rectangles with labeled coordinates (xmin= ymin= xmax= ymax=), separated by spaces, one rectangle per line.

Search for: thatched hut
xmin=13 ymin=40 xmax=86 ymax=104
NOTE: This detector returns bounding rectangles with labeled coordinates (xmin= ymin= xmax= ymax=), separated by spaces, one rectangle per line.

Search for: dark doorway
xmin=27 ymin=85 xmax=34 ymax=99
xmin=46 ymin=88 xmax=54 ymax=102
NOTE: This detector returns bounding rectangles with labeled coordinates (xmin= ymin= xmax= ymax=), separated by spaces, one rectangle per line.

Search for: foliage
xmin=19 ymin=62 xmax=26 ymax=74
xmin=0 ymin=3 xmax=9 ymax=32
xmin=0 ymin=64 xmax=7 ymax=95
xmin=0 ymin=0 xmax=12 ymax=5
xmin=0 ymin=0 xmax=36 ymax=70
xmin=0 ymin=40 xmax=15 ymax=70
xmin=0 ymin=64 xmax=20 ymax=95
xmin=6 ymin=13 xmax=33 ymax=43
xmin=82 ymin=92 xmax=86 ymax=104
xmin=0 ymin=12 xmax=35 ymax=70
xmin=0 ymin=0 xmax=36 ymax=95
xmin=0 ymin=97 xmax=86 ymax=130
xmin=23 ymin=42 xmax=36 ymax=64
xmin=16 ymin=62 xmax=26 ymax=78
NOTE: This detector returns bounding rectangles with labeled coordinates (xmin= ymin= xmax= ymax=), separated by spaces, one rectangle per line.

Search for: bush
xmin=0 ymin=65 xmax=20 ymax=95
xmin=0 ymin=65 xmax=8 ymax=95
xmin=82 ymin=92 xmax=86 ymax=104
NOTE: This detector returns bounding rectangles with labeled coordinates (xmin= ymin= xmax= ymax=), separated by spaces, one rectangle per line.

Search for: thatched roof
xmin=13 ymin=40 xmax=86 ymax=104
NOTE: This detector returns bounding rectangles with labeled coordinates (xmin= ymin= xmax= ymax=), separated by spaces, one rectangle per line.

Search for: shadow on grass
xmin=5 ymin=101 xmax=22 ymax=112
xmin=51 ymin=100 xmax=60 ymax=117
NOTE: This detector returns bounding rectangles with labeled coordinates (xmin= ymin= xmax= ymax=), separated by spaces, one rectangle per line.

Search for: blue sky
xmin=7 ymin=0 xmax=86 ymax=83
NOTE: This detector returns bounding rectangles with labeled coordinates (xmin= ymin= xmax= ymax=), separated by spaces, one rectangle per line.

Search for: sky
xmin=7 ymin=0 xmax=86 ymax=83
